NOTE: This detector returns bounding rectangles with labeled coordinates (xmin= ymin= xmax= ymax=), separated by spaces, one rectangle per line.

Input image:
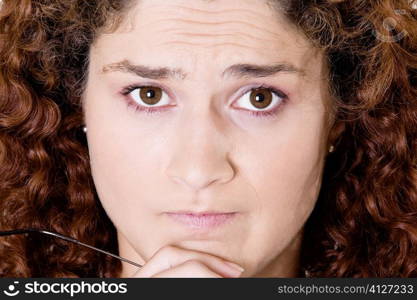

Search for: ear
xmin=327 ymin=120 xmax=345 ymax=148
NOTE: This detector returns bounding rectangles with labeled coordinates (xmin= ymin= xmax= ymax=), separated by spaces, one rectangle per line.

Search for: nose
xmin=165 ymin=110 xmax=235 ymax=192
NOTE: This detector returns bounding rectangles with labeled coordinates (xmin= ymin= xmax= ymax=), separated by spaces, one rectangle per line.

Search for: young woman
xmin=0 ymin=0 xmax=416 ymax=278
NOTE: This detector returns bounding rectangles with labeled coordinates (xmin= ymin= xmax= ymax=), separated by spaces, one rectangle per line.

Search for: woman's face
xmin=84 ymin=0 xmax=333 ymax=277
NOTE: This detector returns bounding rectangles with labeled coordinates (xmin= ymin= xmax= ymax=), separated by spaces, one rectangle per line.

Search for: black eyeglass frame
xmin=0 ymin=228 xmax=143 ymax=270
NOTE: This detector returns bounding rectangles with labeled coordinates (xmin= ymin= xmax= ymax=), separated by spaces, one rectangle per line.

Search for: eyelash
xmin=120 ymin=83 xmax=288 ymax=119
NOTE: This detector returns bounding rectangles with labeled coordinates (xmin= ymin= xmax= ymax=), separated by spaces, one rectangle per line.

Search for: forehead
xmin=91 ymin=0 xmax=321 ymax=79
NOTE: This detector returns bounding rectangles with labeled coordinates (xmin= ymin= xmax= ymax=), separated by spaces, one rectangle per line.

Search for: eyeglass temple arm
xmin=0 ymin=228 xmax=143 ymax=269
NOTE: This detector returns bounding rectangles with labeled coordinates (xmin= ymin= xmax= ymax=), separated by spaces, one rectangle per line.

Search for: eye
xmin=127 ymin=86 xmax=170 ymax=107
xmin=121 ymin=85 xmax=172 ymax=115
xmin=233 ymin=86 xmax=288 ymax=118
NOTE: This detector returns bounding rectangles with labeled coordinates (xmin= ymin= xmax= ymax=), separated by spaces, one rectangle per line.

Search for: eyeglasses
xmin=0 ymin=228 xmax=143 ymax=269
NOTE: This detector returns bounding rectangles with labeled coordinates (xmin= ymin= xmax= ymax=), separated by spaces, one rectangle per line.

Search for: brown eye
xmin=139 ymin=87 xmax=163 ymax=105
xmin=233 ymin=86 xmax=286 ymax=116
xmin=127 ymin=86 xmax=170 ymax=109
xmin=249 ymin=87 xmax=273 ymax=109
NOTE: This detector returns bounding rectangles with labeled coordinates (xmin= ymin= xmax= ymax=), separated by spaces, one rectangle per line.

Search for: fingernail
xmin=224 ymin=261 xmax=245 ymax=273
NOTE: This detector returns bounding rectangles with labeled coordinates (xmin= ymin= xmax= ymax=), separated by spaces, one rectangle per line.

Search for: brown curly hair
xmin=0 ymin=0 xmax=416 ymax=278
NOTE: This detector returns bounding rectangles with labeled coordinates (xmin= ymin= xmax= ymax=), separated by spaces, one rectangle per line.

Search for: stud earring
xmin=82 ymin=126 xmax=87 ymax=133
xmin=329 ymin=145 xmax=335 ymax=153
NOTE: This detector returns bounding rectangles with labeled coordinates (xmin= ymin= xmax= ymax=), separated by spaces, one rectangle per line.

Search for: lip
xmin=164 ymin=211 xmax=237 ymax=229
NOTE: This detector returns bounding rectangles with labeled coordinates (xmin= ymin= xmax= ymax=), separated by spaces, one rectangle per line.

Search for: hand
xmin=131 ymin=245 xmax=244 ymax=278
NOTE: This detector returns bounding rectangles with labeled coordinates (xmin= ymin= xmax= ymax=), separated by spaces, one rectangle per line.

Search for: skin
xmin=83 ymin=0 xmax=335 ymax=277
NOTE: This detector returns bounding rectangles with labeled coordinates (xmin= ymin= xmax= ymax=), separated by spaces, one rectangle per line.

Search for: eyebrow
xmin=101 ymin=59 xmax=305 ymax=80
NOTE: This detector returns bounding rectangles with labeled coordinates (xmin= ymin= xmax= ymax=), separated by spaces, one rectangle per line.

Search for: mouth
xmin=164 ymin=211 xmax=238 ymax=229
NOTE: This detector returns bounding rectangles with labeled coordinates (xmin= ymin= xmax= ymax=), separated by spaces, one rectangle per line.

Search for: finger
xmin=132 ymin=245 xmax=244 ymax=278
xmin=151 ymin=259 xmax=223 ymax=278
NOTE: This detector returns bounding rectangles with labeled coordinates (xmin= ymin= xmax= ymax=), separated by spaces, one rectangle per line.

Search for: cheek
xmin=88 ymin=128 xmax=165 ymax=211
xmin=83 ymin=110 xmax=164 ymax=226
xmin=240 ymin=115 xmax=326 ymax=232
xmin=245 ymin=151 xmax=322 ymax=221
xmin=235 ymin=122 xmax=325 ymax=267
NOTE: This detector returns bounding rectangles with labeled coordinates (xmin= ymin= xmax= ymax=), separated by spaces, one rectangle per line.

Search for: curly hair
xmin=0 ymin=0 xmax=416 ymax=278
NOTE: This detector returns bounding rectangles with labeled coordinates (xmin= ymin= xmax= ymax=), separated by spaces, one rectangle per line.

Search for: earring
xmin=82 ymin=126 xmax=87 ymax=133
xmin=329 ymin=145 xmax=335 ymax=153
